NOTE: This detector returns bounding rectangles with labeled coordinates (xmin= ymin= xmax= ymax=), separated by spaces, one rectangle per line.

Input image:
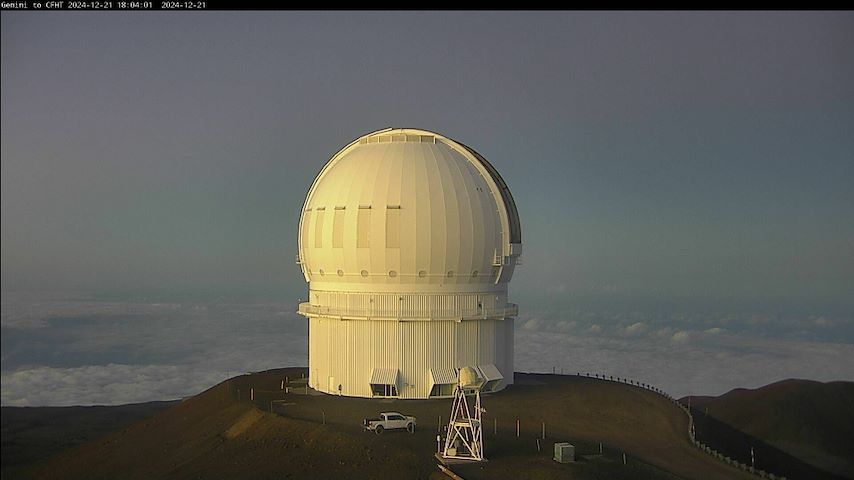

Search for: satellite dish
xmin=458 ymin=366 xmax=484 ymax=390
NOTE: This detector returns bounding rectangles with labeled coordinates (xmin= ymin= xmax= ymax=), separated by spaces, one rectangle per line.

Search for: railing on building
xmin=298 ymin=302 xmax=518 ymax=321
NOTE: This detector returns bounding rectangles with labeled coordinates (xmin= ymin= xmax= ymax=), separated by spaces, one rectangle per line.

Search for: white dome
xmin=297 ymin=128 xmax=520 ymax=399
xmin=298 ymin=128 xmax=521 ymax=293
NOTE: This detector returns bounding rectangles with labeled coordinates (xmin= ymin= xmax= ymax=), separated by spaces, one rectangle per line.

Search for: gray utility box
xmin=554 ymin=442 xmax=575 ymax=463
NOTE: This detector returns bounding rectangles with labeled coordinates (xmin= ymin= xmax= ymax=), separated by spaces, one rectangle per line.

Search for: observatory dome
xmin=298 ymin=128 xmax=521 ymax=291
xmin=297 ymin=128 xmax=521 ymax=399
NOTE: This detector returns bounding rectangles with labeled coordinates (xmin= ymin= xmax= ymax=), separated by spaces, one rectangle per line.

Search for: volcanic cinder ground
xmin=12 ymin=368 xmax=768 ymax=480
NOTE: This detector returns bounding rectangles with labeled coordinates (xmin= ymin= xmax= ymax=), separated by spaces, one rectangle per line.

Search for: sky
xmin=2 ymin=12 xmax=853 ymax=405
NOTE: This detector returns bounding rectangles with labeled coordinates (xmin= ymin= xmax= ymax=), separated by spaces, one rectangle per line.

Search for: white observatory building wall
xmin=307 ymin=316 xmax=514 ymax=399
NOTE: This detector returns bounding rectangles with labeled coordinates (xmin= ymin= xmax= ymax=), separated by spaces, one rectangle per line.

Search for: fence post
xmin=516 ymin=419 xmax=520 ymax=437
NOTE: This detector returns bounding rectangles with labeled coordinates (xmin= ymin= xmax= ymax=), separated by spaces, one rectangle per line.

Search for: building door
xmin=329 ymin=376 xmax=336 ymax=394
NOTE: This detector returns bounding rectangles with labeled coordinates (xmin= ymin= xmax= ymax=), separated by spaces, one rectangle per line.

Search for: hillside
xmin=685 ymin=379 xmax=854 ymax=479
xmin=5 ymin=368 xmax=759 ymax=480
xmin=1 ymin=401 xmax=177 ymax=480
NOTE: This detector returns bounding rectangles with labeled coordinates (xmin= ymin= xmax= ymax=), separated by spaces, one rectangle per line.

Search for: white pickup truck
xmin=363 ymin=412 xmax=417 ymax=433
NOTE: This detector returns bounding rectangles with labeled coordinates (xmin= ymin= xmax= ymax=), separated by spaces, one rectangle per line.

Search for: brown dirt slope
xmin=22 ymin=368 xmax=755 ymax=480
xmin=1 ymin=401 xmax=176 ymax=479
xmin=687 ymin=379 xmax=854 ymax=479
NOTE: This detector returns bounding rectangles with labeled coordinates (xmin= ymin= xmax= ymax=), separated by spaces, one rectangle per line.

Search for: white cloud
xmin=1 ymin=298 xmax=308 ymax=406
xmin=671 ymin=330 xmax=690 ymax=343
xmin=1 ymin=364 xmax=218 ymax=406
xmin=554 ymin=320 xmax=577 ymax=332
xmin=515 ymin=328 xmax=854 ymax=398
xmin=655 ymin=327 xmax=674 ymax=339
xmin=624 ymin=322 xmax=647 ymax=335
xmin=521 ymin=317 xmax=541 ymax=330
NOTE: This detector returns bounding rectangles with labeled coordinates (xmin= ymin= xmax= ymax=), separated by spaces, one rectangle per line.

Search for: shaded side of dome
xmin=457 ymin=143 xmax=521 ymax=244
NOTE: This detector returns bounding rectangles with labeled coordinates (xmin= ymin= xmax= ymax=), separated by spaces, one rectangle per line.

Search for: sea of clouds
xmin=514 ymin=309 xmax=854 ymax=397
xmin=2 ymin=292 xmax=853 ymax=406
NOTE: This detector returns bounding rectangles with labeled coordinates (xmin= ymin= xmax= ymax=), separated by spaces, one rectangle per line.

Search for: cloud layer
xmin=2 ymin=293 xmax=853 ymax=405
xmin=513 ymin=308 xmax=854 ymax=397
xmin=2 ymin=294 xmax=307 ymax=406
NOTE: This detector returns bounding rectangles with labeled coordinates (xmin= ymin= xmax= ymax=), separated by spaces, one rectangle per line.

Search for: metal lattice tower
xmin=442 ymin=368 xmax=485 ymax=461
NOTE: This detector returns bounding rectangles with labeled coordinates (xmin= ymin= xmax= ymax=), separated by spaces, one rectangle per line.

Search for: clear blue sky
xmin=2 ymin=11 xmax=853 ymax=313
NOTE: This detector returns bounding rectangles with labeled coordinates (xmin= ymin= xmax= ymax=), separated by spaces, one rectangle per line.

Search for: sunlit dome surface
xmin=298 ymin=127 xmax=521 ymax=291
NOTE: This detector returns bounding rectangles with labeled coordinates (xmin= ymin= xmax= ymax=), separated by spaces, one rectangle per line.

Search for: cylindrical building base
xmin=305 ymin=315 xmax=514 ymax=399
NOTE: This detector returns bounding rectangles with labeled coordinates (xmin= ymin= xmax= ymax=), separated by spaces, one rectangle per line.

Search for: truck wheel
xmin=375 ymin=425 xmax=384 ymax=434
xmin=407 ymin=423 xmax=415 ymax=433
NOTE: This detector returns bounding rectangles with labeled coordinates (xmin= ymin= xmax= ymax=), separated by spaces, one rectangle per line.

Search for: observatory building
xmin=296 ymin=128 xmax=521 ymax=399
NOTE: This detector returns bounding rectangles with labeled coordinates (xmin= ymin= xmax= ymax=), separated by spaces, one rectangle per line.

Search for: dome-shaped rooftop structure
xmin=297 ymin=128 xmax=521 ymax=399
xmin=298 ymin=127 xmax=520 ymax=290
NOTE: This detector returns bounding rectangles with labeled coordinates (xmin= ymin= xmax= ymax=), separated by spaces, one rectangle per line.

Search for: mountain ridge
xmin=682 ymin=378 xmax=854 ymax=479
